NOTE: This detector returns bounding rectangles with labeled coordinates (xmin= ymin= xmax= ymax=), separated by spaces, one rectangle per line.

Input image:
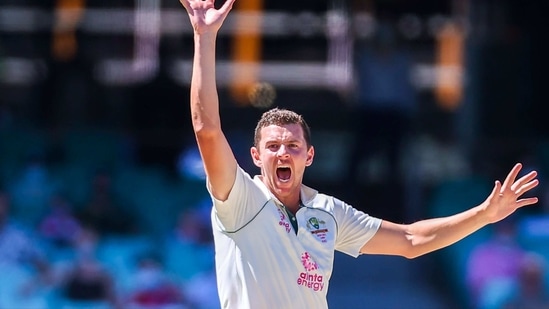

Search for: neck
xmin=277 ymin=196 xmax=300 ymax=214
xmin=259 ymin=176 xmax=301 ymax=211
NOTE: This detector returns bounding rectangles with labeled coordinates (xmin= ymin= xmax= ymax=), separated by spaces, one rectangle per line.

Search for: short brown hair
xmin=253 ymin=108 xmax=312 ymax=149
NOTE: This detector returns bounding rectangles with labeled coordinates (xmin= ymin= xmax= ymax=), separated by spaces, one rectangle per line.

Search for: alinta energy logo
xmin=297 ymin=252 xmax=324 ymax=292
xmin=306 ymin=217 xmax=328 ymax=243
xmin=277 ymin=208 xmax=291 ymax=233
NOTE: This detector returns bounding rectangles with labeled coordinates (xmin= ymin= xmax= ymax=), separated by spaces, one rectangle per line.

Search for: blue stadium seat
xmin=96 ymin=234 xmax=155 ymax=292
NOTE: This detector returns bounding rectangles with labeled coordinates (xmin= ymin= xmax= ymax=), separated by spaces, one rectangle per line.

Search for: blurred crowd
xmin=0 ymin=160 xmax=217 ymax=309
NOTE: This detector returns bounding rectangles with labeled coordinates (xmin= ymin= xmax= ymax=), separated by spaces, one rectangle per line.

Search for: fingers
xmin=516 ymin=197 xmax=540 ymax=208
xmin=219 ymin=0 xmax=236 ymax=14
xmin=488 ymin=164 xmax=540 ymax=214
xmin=499 ymin=165 xmax=539 ymax=199
xmin=515 ymin=178 xmax=540 ymax=197
xmin=496 ymin=164 xmax=540 ymax=204
xmin=181 ymin=0 xmax=231 ymax=10
xmin=179 ymin=0 xmax=191 ymax=11
xmin=180 ymin=0 xmax=234 ymax=20
xmin=511 ymin=170 xmax=538 ymax=190
xmin=501 ymin=163 xmax=522 ymax=193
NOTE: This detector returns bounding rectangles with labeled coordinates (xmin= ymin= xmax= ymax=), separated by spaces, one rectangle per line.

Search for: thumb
xmin=491 ymin=180 xmax=502 ymax=198
xmin=218 ymin=0 xmax=236 ymax=16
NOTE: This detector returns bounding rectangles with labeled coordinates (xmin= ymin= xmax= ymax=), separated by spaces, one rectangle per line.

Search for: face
xmin=251 ymin=124 xmax=314 ymax=201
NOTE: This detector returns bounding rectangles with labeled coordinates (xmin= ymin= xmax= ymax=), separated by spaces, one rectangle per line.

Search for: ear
xmin=250 ymin=146 xmax=262 ymax=168
xmin=305 ymin=146 xmax=314 ymax=167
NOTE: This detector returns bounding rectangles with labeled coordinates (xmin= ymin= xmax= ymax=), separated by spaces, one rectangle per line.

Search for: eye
xmin=267 ymin=144 xmax=279 ymax=151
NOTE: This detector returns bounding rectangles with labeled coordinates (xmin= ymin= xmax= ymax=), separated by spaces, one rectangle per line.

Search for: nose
xmin=277 ymin=145 xmax=290 ymax=158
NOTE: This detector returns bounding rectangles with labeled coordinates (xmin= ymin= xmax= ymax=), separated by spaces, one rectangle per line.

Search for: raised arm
xmin=180 ymin=0 xmax=237 ymax=201
xmin=361 ymin=163 xmax=539 ymax=258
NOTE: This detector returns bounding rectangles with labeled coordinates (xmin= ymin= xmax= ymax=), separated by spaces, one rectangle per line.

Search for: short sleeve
xmin=332 ymin=198 xmax=381 ymax=257
xmin=209 ymin=166 xmax=270 ymax=232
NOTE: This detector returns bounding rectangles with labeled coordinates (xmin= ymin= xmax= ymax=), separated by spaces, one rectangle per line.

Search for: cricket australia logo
xmin=306 ymin=217 xmax=329 ymax=243
xmin=297 ymin=251 xmax=324 ymax=292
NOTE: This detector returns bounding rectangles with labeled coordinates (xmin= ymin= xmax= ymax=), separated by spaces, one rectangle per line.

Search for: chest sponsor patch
xmin=277 ymin=208 xmax=291 ymax=233
xmin=296 ymin=251 xmax=324 ymax=292
xmin=306 ymin=217 xmax=329 ymax=243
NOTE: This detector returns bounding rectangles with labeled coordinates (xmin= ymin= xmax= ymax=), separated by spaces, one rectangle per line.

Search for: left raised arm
xmin=361 ymin=163 xmax=539 ymax=259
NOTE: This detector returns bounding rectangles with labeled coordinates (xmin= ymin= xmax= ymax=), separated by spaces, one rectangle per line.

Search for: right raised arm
xmin=180 ymin=0 xmax=237 ymax=201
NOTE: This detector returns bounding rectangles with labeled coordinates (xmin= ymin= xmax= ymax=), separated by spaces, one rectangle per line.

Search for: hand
xmin=180 ymin=0 xmax=236 ymax=34
xmin=484 ymin=163 xmax=539 ymax=224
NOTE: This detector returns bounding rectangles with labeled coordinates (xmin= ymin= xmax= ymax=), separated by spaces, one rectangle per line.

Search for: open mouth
xmin=276 ymin=167 xmax=292 ymax=182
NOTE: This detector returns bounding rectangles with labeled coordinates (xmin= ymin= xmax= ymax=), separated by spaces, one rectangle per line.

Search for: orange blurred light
xmin=435 ymin=21 xmax=464 ymax=111
xmin=230 ymin=0 xmax=263 ymax=106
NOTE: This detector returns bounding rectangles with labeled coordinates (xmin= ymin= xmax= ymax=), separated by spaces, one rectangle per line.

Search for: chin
xmin=274 ymin=181 xmax=295 ymax=194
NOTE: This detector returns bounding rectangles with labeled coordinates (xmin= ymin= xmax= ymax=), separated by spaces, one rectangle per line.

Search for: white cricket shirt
xmin=210 ymin=166 xmax=381 ymax=309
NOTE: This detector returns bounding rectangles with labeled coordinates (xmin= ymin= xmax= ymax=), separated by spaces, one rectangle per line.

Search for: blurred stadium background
xmin=0 ymin=0 xmax=548 ymax=308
